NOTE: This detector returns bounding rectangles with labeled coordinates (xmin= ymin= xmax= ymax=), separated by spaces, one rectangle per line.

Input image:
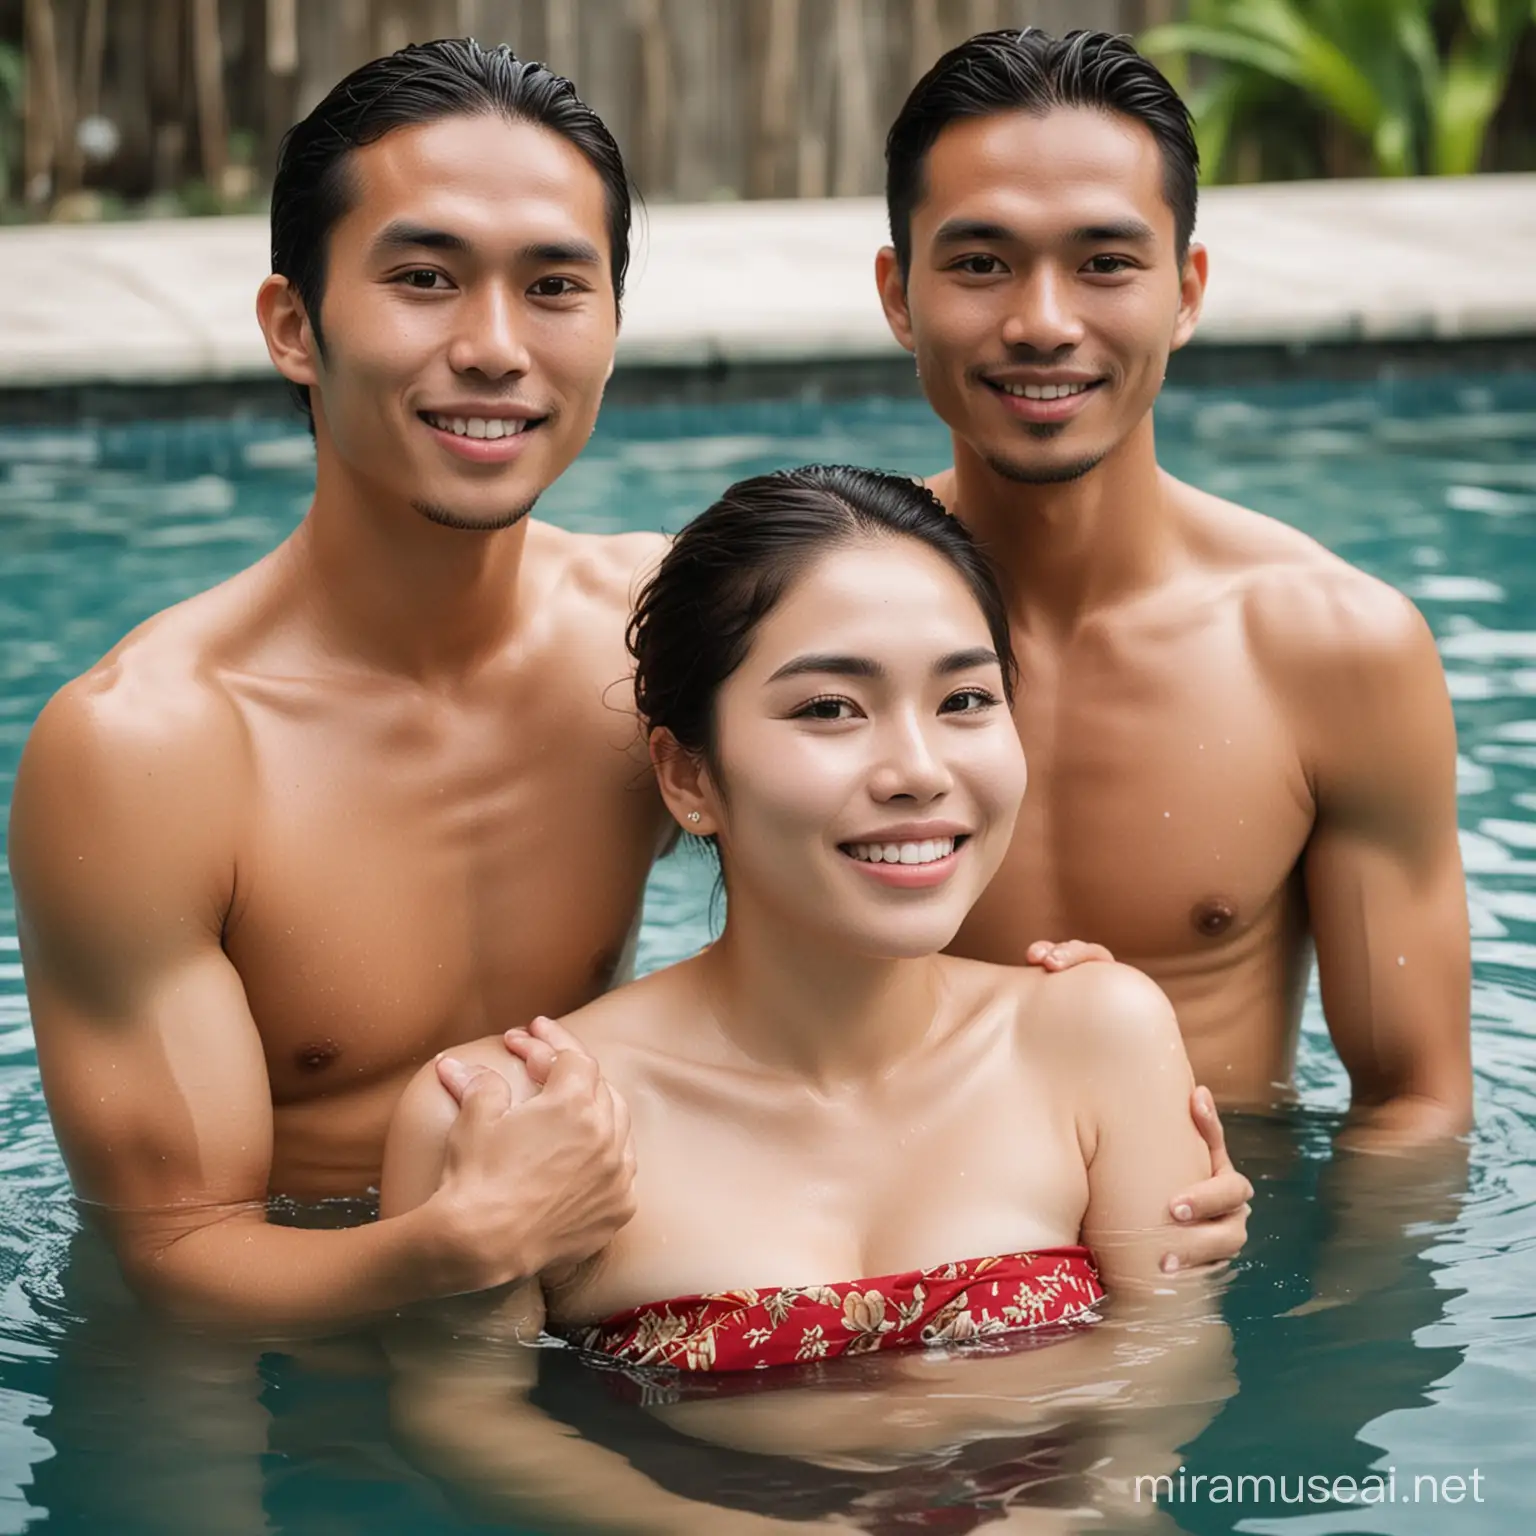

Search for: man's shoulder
xmin=527 ymin=522 xmax=668 ymax=614
xmin=1182 ymin=483 xmax=1430 ymax=678
xmin=21 ymin=598 xmax=250 ymax=812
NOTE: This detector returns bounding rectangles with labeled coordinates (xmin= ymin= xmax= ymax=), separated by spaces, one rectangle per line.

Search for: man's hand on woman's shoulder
xmin=381 ymin=1017 xmax=637 ymax=1298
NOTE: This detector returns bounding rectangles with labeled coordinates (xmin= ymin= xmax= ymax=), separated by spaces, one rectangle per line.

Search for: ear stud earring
xmin=687 ymin=811 xmax=701 ymax=824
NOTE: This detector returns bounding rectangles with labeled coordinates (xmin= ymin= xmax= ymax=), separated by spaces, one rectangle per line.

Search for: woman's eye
xmin=397 ymin=269 xmax=449 ymax=290
xmin=794 ymin=696 xmax=858 ymax=722
xmin=940 ymin=687 xmax=999 ymax=714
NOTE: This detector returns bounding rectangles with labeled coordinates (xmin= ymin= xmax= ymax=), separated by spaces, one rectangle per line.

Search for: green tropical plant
xmin=0 ymin=43 xmax=22 ymax=205
xmin=1141 ymin=0 xmax=1536 ymax=181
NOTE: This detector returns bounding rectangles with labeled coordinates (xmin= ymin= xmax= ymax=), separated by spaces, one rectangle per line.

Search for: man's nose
xmin=447 ymin=284 xmax=532 ymax=380
xmin=1001 ymin=266 xmax=1085 ymax=354
xmin=870 ymin=714 xmax=953 ymax=803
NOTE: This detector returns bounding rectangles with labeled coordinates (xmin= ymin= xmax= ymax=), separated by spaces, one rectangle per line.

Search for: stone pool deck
xmin=2 ymin=172 xmax=1534 ymax=388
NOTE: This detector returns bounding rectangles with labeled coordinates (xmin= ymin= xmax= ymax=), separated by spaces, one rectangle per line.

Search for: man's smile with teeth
xmin=421 ymin=412 xmax=538 ymax=439
xmin=843 ymin=837 xmax=960 ymax=865
xmin=996 ymin=381 xmax=1094 ymax=400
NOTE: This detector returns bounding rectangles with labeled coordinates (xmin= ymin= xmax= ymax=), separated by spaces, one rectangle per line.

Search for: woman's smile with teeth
xmin=844 ymin=837 xmax=957 ymax=865
xmin=422 ymin=412 xmax=532 ymax=439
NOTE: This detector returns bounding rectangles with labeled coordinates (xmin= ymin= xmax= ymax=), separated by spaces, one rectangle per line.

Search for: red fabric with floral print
xmin=569 ymin=1247 xmax=1104 ymax=1373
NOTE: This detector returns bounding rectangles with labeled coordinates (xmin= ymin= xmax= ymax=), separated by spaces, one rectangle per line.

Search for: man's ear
xmin=875 ymin=245 xmax=915 ymax=354
xmin=1170 ymin=243 xmax=1208 ymax=353
xmin=649 ymin=728 xmax=719 ymax=836
xmin=256 ymin=274 xmax=320 ymax=387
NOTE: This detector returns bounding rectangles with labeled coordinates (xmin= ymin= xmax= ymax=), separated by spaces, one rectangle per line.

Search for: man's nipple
xmin=294 ymin=1039 xmax=342 ymax=1072
xmin=1191 ymin=898 xmax=1236 ymax=938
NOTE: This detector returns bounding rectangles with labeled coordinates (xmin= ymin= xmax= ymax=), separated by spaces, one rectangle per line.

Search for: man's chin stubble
xmin=411 ymin=496 xmax=540 ymax=532
xmin=984 ymin=450 xmax=1106 ymax=486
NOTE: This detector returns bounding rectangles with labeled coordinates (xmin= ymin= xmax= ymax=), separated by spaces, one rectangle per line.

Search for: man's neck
xmin=948 ymin=416 xmax=1177 ymax=634
xmin=290 ymin=455 xmax=533 ymax=683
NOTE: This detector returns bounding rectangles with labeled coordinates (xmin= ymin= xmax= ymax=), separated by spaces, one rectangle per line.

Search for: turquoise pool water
xmin=0 ymin=375 xmax=1533 ymax=1532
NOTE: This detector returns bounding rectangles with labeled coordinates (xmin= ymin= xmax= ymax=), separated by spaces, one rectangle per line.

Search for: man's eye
xmin=530 ymin=276 xmax=583 ymax=297
xmin=1084 ymin=254 xmax=1134 ymax=275
xmin=940 ymin=687 xmax=999 ymax=714
xmin=397 ymin=269 xmax=449 ymax=290
xmin=793 ymin=696 xmax=859 ymax=722
xmin=953 ymin=254 xmax=1006 ymax=276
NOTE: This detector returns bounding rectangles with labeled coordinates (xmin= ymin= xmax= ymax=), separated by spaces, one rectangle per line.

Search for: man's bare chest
xmin=959 ymin=620 xmax=1315 ymax=965
xmin=220 ymin=695 xmax=660 ymax=1103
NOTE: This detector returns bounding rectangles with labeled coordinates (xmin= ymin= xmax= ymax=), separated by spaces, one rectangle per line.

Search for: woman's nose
xmin=870 ymin=716 xmax=953 ymax=803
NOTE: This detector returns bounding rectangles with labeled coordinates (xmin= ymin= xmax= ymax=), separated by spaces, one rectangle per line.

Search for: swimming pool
xmin=0 ymin=374 xmax=1533 ymax=1533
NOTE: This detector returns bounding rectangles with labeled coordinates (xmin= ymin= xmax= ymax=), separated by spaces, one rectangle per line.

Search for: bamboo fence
xmin=4 ymin=0 xmax=1180 ymax=210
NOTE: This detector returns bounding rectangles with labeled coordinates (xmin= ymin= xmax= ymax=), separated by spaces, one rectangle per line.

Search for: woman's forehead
xmin=749 ymin=541 xmax=992 ymax=658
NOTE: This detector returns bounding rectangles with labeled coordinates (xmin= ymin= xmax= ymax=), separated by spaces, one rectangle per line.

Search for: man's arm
xmin=10 ymin=680 xmax=632 ymax=1335
xmin=1297 ymin=588 xmax=1473 ymax=1148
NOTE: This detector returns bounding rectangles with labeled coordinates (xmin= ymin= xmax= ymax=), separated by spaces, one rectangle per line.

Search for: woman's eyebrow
xmin=764 ymin=648 xmax=999 ymax=684
xmin=766 ymin=653 xmax=881 ymax=683
xmin=936 ymin=647 xmax=1001 ymax=675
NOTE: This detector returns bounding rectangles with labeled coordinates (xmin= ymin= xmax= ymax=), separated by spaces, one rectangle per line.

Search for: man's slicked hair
xmin=885 ymin=28 xmax=1199 ymax=277
xmin=270 ymin=37 xmax=634 ymax=426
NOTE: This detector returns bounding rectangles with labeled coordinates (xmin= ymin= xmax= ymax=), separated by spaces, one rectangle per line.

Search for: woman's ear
xmin=650 ymin=728 xmax=719 ymax=835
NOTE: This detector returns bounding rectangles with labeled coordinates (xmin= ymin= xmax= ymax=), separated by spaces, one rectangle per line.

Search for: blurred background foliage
xmin=1142 ymin=0 xmax=1536 ymax=181
xmin=0 ymin=0 xmax=1532 ymax=224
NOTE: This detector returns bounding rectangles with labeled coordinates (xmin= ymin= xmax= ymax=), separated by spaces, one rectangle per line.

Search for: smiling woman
xmin=380 ymin=464 xmax=1230 ymax=1531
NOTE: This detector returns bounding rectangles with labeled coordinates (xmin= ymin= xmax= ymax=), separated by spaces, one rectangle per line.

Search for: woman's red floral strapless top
xmin=568 ymin=1247 xmax=1103 ymax=1373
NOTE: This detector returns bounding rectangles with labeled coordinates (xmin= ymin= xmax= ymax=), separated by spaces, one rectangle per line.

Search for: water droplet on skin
xmin=1164 ymin=811 xmax=1171 ymax=818
xmin=1397 ymin=955 xmax=1406 ymax=966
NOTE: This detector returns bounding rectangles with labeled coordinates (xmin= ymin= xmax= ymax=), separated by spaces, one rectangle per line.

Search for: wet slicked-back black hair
xmin=270 ymin=37 xmax=633 ymax=426
xmin=886 ymin=28 xmax=1199 ymax=277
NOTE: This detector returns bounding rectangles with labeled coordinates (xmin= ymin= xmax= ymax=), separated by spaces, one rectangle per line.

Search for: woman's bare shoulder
xmin=997 ymin=960 xmax=1183 ymax=1058
xmin=542 ymin=965 xmax=707 ymax=1083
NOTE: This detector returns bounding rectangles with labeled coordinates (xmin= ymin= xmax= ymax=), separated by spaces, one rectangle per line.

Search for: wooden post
xmin=796 ymin=1 xmax=832 ymax=198
xmin=965 ymin=0 xmax=1001 ymax=35
xmin=543 ymin=0 xmax=577 ymax=76
xmin=832 ymin=0 xmax=874 ymax=195
xmin=631 ymin=0 xmax=671 ymax=194
xmin=263 ymin=0 xmax=299 ymax=185
xmin=191 ymin=0 xmax=229 ymax=193
xmin=909 ymin=0 xmax=941 ymax=81
xmin=57 ymin=0 xmax=108 ymax=195
xmin=751 ymin=0 xmax=798 ymax=198
xmin=22 ymin=0 xmax=62 ymax=205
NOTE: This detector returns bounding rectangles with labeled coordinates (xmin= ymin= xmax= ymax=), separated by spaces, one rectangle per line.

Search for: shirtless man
xmin=9 ymin=43 xmax=661 ymax=1334
xmin=9 ymin=39 xmax=1247 ymax=1336
xmin=875 ymin=29 xmax=1473 ymax=1146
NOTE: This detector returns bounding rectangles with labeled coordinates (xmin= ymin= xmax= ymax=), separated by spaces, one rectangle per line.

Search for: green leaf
xmin=1140 ymin=22 xmax=1312 ymax=90
xmin=1185 ymin=70 xmax=1250 ymax=184
xmin=1429 ymin=36 xmax=1510 ymax=173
